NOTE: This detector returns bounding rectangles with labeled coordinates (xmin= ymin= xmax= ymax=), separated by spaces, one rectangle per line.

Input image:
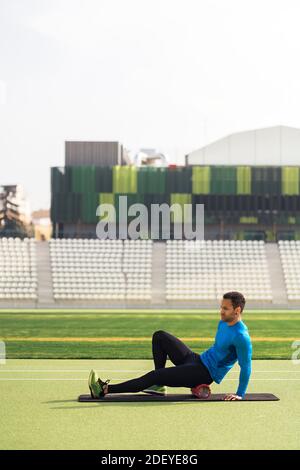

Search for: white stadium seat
xmin=278 ymin=240 xmax=300 ymax=301
xmin=49 ymin=239 xmax=153 ymax=301
xmin=0 ymin=238 xmax=37 ymax=299
xmin=165 ymin=240 xmax=272 ymax=302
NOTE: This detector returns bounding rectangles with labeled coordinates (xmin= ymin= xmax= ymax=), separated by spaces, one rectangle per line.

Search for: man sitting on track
xmin=88 ymin=291 xmax=252 ymax=401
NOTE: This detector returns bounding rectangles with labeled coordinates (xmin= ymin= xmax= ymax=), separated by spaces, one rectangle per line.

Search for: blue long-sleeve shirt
xmin=200 ymin=320 xmax=252 ymax=398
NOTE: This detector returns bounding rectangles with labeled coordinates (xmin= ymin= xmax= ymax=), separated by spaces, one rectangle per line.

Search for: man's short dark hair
xmin=223 ymin=291 xmax=246 ymax=313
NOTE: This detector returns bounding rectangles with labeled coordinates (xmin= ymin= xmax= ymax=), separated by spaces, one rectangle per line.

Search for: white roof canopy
xmin=186 ymin=126 xmax=300 ymax=166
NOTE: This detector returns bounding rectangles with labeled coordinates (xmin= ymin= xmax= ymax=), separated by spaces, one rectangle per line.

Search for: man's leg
xmin=152 ymin=330 xmax=194 ymax=369
xmin=107 ymin=361 xmax=213 ymax=394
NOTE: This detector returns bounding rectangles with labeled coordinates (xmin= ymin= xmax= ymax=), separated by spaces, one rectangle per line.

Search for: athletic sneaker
xmin=88 ymin=369 xmax=110 ymax=399
xmin=143 ymin=384 xmax=167 ymax=396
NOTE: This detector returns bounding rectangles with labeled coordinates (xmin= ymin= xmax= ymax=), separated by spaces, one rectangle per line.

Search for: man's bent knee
xmin=152 ymin=330 xmax=167 ymax=340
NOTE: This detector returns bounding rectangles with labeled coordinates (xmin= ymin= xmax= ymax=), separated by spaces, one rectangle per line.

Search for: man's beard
xmin=223 ymin=314 xmax=235 ymax=323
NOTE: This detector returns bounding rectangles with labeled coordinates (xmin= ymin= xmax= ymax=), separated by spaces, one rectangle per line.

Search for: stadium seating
xmin=3 ymin=237 xmax=297 ymax=305
xmin=49 ymin=239 xmax=152 ymax=301
xmin=123 ymin=240 xmax=152 ymax=300
xmin=0 ymin=237 xmax=37 ymax=299
xmin=278 ymin=240 xmax=300 ymax=301
xmin=166 ymin=240 xmax=272 ymax=301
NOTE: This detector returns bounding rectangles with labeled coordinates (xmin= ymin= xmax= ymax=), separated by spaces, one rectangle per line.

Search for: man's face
xmin=220 ymin=298 xmax=240 ymax=323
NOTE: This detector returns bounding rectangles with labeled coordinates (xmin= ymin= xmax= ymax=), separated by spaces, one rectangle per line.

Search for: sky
xmin=1 ymin=0 xmax=300 ymax=210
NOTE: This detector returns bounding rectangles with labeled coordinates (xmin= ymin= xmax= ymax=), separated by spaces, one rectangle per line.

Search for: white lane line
xmin=0 ymin=378 xmax=135 ymax=381
xmin=0 ymin=370 xmax=300 ymax=373
xmin=0 ymin=378 xmax=300 ymax=381
xmin=0 ymin=370 xmax=148 ymax=373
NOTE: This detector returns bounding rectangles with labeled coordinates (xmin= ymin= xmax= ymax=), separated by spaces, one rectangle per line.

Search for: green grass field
xmin=0 ymin=359 xmax=300 ymax=449
xmin=1 ymin=309 xmax=300 ymax=449
xmin=1 ymin=309 xmax=300 ymax=359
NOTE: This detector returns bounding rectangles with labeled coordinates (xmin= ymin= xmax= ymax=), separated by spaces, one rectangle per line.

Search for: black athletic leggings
xmin=107 ymin=330 xmax=213 ymax=394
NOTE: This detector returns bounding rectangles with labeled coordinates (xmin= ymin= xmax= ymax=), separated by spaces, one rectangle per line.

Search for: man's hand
xmin=224 ymin=394 xmax=242 ymax=401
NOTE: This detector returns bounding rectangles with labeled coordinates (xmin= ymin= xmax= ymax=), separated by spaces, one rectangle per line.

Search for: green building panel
xmin=51 ymin=167 xmax=72 ymax=194
xmin=237 ymin=166 xmax=251 ymax=194
xmin=99 ymin=192 xmax=114 ymax=206
xmin=113 ymin=166 xmax=137 ymax=193
xmin=114 ymin=193 xmax=145 ymax=222
xmin=51 ymin=165 xmax=300 ymax=230
xmin=251 ymin=167 xmax=281 ymax=195
xmin=51 ymin=193 xmax=82 ymax=223
xmin=210 ymin=166 xmax=237 ymax=194
xmin=170 ymin=193 xmax=192 ymax=222
xmin=95 ymin=167 xmax=113 ymax=192
xmin=269 ymin=167 xmax=281 ymax=195
xmin=143 ymin=193 xmax=170 ymax=211
xmin=70 ymin=166 xmax=96 ymax=194
xmin=137 ymin=167 xmax=166 ymax=194
xmin=192 ymin=166 xmax=210 ymax=194
xmin=98 ymin=193 xmax=115 ymax=222
xmin=282 ymin=167 xmax=300 ymax=195
xmin=81 ymin=192 xmax=99 ymax=223
xmin=251 ymin=167 xmax=264 ymax=194
xmin=166 ymin=167 xmax=192 ymax=193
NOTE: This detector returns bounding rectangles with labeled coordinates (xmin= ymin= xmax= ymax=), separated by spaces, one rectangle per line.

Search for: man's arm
xmin=225 ymin=333 xmax=252 ymax=400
